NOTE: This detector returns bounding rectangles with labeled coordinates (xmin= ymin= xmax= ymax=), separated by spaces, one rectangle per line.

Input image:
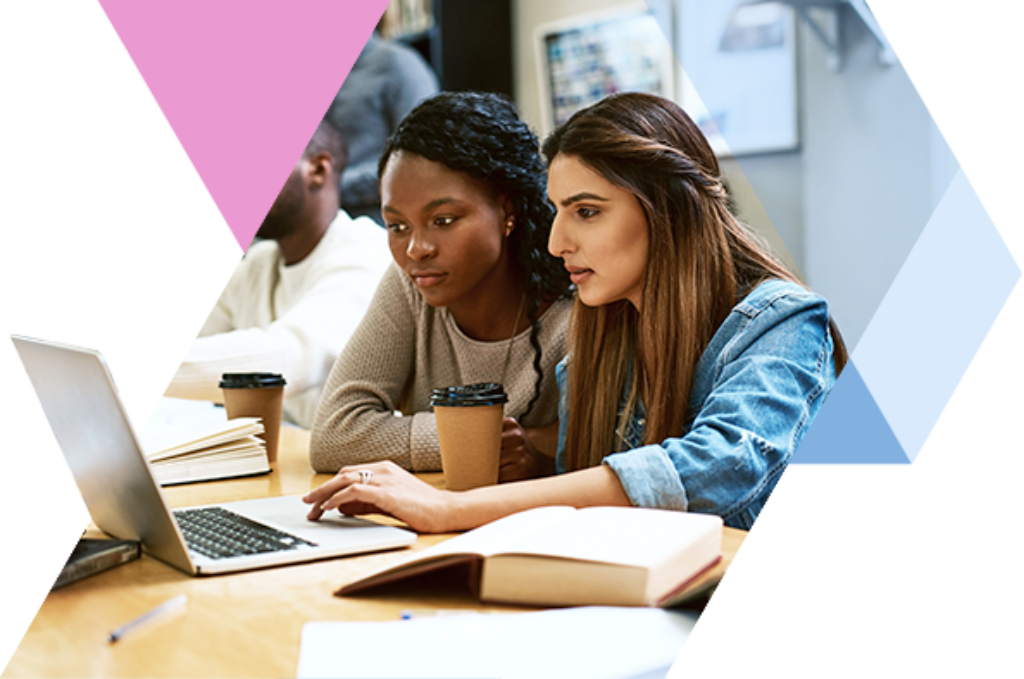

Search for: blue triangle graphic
xmin=786 ymin=360 xmax=909 ymax=483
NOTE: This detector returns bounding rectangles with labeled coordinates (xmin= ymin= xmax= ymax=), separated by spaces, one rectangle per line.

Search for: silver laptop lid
xmin=12 ymin=335 xmax=195 ymax=574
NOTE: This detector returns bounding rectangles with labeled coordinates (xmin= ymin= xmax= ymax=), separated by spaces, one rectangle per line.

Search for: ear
xmin=499 ymin=195 xmax=515 ymax=221
xmin=303 ymin=151 xmax=334 ymax=189
xmin=499 ymin=195 xmax=516 ymax=236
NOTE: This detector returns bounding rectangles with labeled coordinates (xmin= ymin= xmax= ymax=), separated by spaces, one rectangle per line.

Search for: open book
xmin=337 ymin=506 xmax=723 ymax=608
xmin=136 ymin=417 xmax=272 ymax=485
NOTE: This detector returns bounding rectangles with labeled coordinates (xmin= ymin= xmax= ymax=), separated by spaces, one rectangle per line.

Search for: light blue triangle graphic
xmin=786 ymin=358 xmax=909 ymax=475
xmin=853 ymin=170 xmax=1019 ymax=462
xmin=646 ymin=0 xmax=959 ymax=349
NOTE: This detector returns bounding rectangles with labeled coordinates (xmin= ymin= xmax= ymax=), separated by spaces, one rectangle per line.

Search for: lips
xmin=565 ymin=264 xmax=593 ymax=285
xmin=409 ymin=270 xmax=447 ymax=288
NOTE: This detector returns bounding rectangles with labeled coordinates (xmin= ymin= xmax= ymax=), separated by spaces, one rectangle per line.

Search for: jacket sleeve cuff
xmin=603 ymin=445 xmax=689 ymax=511
xmin=409 ymin=412 xmax=442 ymax=472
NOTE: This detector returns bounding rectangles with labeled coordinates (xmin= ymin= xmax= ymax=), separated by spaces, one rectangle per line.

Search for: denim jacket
xmin=556 ymin=279 xmax=837 ymax=530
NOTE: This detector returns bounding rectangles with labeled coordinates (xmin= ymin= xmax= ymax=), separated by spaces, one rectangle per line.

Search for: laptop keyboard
xmin=174 ymin=507 xmax=317 ymax=560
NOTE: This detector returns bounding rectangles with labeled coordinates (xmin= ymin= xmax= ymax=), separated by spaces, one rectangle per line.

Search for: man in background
xmin=165 ymin=118 xmax=391 ymax=428
xmin=326 ymin=31 xmax=439 ymax=224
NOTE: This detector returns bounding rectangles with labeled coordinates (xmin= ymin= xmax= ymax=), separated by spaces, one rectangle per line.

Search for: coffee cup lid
xmin=219 ymin=372 xmax=287 ymax=389
xmin=430 ymin=382 xmax=508 ymax=407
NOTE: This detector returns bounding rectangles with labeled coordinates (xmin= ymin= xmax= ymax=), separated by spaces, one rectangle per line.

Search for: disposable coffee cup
xmin=430 ymin=383 xmax=508 ymax=491
xmin=219 ymin=373 xmax=286 ymax=464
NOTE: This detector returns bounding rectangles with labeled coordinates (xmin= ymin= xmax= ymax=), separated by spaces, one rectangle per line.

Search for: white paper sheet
xmin=297 ymin=606 xmax=697 ymax=679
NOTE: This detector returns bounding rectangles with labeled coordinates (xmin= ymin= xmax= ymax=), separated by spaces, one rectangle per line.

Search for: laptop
xmin=12 ymin=335 xmax=416 ymax=575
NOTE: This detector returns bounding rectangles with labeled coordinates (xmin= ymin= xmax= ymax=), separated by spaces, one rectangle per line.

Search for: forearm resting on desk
xmin=304 ymin=462 xmax=632 ymax=533
xmin=453 ymin=466 xmax=631 ymax=529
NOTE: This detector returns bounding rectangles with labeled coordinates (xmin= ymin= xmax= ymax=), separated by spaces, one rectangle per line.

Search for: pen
xmin=107 ymin=594 xmax=187 ymax=644
xmin=400 ymin=609 xmax=479 ymax=620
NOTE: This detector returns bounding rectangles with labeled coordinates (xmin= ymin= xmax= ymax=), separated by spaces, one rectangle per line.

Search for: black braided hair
xmin=379 ymin=91 xmax=572 ymax=419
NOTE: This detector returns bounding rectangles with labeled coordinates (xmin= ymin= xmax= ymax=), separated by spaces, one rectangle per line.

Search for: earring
xmin=504 ymin=218 xmax=514 ymax=237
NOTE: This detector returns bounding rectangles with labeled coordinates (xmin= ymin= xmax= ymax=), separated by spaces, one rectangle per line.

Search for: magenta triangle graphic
xmin=7 ymin=0 xmax=387 ymax=329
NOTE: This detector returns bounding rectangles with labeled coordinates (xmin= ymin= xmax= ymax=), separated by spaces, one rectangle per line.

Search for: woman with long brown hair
xmin=303 ymin=92 xmax=845 ymax=532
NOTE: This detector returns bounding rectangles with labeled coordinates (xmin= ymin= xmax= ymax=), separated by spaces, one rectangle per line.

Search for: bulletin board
xmin=535 ymin=2 xmax=675 ymax=135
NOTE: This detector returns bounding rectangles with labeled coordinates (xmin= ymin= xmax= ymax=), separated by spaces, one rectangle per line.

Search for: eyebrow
xmin=558 ymin=192 xmax=610 ymax=208
xmin=424 ymin=197 xmax=465 ymax=211
xmin=382 ymin=197 xmax=465 ymax=216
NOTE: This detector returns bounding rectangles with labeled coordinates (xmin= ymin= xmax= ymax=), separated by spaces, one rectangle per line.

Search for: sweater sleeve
xmin=165 ymin=235 xmax=386 ymax=407
xmin=310 ymin=264 xmax=434 ymax=473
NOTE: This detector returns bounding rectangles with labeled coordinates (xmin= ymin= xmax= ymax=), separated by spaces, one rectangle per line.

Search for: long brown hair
xmin=542 ymin=93 xmax=847 ymax=470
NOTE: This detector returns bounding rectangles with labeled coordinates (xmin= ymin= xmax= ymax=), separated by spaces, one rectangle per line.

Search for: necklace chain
xmin=499 ymin=293 xmax=527 ymax=386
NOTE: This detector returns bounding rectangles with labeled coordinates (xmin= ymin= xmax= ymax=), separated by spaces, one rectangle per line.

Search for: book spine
xmin=52 ymin=543 xmax=140 ymax=590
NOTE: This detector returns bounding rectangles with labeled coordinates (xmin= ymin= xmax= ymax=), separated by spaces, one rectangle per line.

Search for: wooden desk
xmin=4 ymin=428 xmax=1019 ymax=675
xmin=4 ymin=427 xmax=746 ymax=678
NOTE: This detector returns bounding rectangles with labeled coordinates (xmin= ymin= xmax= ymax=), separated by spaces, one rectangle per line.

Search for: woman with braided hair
xmin=309 ymin=91 xmax=573 ymax=480
xmin=306 ymin=92 xmax=846 ymax=532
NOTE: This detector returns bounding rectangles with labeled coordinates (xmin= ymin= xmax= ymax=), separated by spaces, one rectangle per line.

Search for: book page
xmin=403 ymin=505 xmax=576 ymax=561
xmin=338 ymin=506 xmax=577 ymax=595
xmin=140 ymin=418 xmax=262 ymax=459
xmin=497 ymin=506 xmax=722 ymax=568
xmin=144 ymin=423 xmax=264 ymax=460
xmin=152 ymin=441 xmax=266 ymax=467
xmin=150 ymin=436 xmax=263 ymax=462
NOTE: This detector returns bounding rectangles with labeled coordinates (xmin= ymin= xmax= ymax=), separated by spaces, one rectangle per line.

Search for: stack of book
xmin=142 ymin=417 xmax=269 ymax=485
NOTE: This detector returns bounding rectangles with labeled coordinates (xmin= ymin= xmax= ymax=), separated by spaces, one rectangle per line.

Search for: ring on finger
xmin=358 ymin=469 xmax=374 ymax=485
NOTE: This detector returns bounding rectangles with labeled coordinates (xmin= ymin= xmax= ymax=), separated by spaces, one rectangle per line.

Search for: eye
xmin=386 ymin=222 xmax=409 ymax=235
xmin=433 ymin=216 xmax=456 ymax=227
xmin=576 ymin=207 xmax=599 ymax=220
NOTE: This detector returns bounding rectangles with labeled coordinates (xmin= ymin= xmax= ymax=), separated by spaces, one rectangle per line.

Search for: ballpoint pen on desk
xmin=107 ymin=594 xmax=188 ymax=644
xmin=399 ymin=609 xmax=482 ymax=620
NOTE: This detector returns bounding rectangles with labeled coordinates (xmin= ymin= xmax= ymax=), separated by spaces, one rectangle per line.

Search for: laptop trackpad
xmin=222 ymin=495 xmax=409 ymax=547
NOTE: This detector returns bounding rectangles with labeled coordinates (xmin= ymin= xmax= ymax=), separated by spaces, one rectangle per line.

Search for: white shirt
xmin=166 ymin=210 xmax=391 ymax=428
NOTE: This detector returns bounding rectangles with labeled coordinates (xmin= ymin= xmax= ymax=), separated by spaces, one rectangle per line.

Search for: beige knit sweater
xmin=310 ymin=263 xmax=573 ymax=473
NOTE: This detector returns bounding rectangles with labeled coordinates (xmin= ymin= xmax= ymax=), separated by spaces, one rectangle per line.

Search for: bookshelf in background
xmin=381 ymin=0 xmax=513 ymax=98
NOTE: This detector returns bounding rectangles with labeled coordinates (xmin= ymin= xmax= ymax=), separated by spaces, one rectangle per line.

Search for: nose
xmin=548 ymin=210 xmax=574 ymax=258
xmin=406 ymin=228 xmax=437 ymax=261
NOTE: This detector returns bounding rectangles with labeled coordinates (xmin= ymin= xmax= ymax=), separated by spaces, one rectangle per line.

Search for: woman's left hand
xmin=302 ymin=461 xmax=456 ymax=533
